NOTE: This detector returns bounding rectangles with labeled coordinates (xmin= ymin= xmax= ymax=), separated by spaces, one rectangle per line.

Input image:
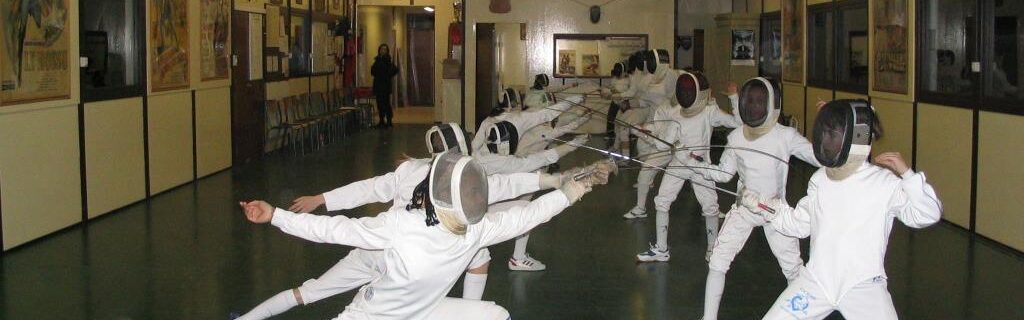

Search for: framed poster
xmin=872 ymin=0 xmax=909 ymax=94
xmin=557 ymin=50 xmax=577 ymax=76
xmin=329 ymin=0 xmax=344 ymax=16
xmin=1 ymin=0 xmax=71 ymax=106
xmin=553 ymin=34 xmax=647 ymax=78
xmin=782 ymin=0 xmax=804 ymax=83
xmin=201 ymin=0 xmax=231 ymax=81
xmin=731 ymin=29 xmax=755 ymax=66
xmin=150 ymin=0 xmax=190 ymax=91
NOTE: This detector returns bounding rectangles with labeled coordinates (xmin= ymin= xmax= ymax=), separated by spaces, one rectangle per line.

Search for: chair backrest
xmin=265 ymin=100 xmax=283 ymax=130
xmin=310 ymin=92 xmax=325 ymax=115
xmin=295 ymin=94 xmax=310 ymax=120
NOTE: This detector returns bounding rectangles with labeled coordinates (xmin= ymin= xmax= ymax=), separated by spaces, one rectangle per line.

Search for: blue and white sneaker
xmin=636 ymin=244 xmax=670 ymax=262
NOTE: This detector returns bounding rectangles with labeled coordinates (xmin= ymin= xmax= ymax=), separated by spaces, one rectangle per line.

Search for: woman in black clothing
xmin=371 ymin=44 xmax=399 ymax=127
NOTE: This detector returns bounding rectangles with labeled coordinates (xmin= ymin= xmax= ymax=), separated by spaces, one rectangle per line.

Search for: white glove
xmin=538 ymin=173 xmax=562 ymax=189
xmin=739 ymin=191 xmax=764 ymax=213
xmin=740 ymin=191 xmax=786 ymax=219
xmin=560 ymin=177 xmax=593 ymax=205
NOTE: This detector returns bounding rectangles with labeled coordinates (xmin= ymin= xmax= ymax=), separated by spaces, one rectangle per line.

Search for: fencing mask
xmin=496 ymin=88 xmax=522 ymax=113
xmin=739 ymin=77 xmax=782 ymax=140
xmin=425 ymin=122 xmax=468 ymax=155
xmin=486 ymin=121 xmax=519 ymax=155
xmin=429 ymin=150 xmax=489 ymax=234
xmin=611 ymin=62 xmax=625 ymax=78
xmin=644 ymin=49 xmax=671 ymax=82
xmin=627 ymin=51 xmax=644 ymax=75
xmin=533 ymin=74 xmax=550 ymax=90
xmin=675 ymin=71 xmax=711 ymax=117
xmin=812 ymin=99 xmax=881 ymax=180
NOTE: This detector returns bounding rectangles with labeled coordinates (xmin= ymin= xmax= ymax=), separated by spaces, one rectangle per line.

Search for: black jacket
xmin=371 ymin=56 xmax=399 ymax=95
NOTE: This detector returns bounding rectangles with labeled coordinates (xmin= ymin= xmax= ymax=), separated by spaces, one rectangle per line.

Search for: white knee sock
xmin=237 ymin=289 xmax=301 ymax=320
xmin=513 ymin=233 xmax=530 ymax=260
xmin=656 ymin=211 xmax=669 ymax=249
xmin=703 ymin=270 xmax=726 ymax=320
xmin=635 ymin=182 xmax=651 ymax=212
xmin=462 ymin=272 xmax=488 ymax=300
xmin=705 ymin=216 xmax=720 ymax=251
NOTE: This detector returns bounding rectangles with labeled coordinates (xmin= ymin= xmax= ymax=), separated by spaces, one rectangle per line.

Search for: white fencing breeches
xmin=763 ymin=269 xmax=897 ymax=320
xmin=632 ymin=153 xmax=673 ymax=213
xmin=651 ymin=164 xmax=720 ymax=216
xmin=708 ymin=206 xmax=803 ymax=280
xmin=425 ymin=298 xmax=511 ymax=320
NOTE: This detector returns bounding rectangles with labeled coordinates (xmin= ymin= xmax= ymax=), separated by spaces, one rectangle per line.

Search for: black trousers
xmin=376 ymin=92 xmax=393 ymax=125
xmin=606 ymin=101 xmax=621 ymax=146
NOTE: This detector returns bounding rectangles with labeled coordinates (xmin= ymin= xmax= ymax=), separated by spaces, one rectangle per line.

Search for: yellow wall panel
xmin=976 ymin=112 xmax=1024 ymax=251
xmin=311 ymin=76 xmax=329 ymax=94
xmin=290 ymin=77 xmax=310 ymax=96
xmin=764 ymin=0 xmax=781 ymax=12
xmin=916 ymin=103 xmax=972 ymax=228
xmin=782 ymin=83 xmax=806 ymax=133
xmin=195 ymin=87 xmax=232 ymax=177
xmin=805 ymin=87 xmax=832 ymax=136
xmin=84 ymin=98 xmax=147 ymax=218
xmin=0 ymin=105 xmax=82 ymax=250
xmin=266 ymin=81 xmax=290 ymax=100
xmin=147 ymin=92 xmax=195 ymax=195
xmin=870 ymin=98 xmax=913 ymax=165
xmin=808 ymin=0 xmax=831 ymax=5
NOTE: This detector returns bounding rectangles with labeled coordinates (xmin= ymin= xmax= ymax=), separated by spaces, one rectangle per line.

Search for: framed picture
xmin=872 ymin=0 xmax=909 ymax=94
xmin=581 ymin=54 xmax=600 ymax=76
xmin=150 ymin=0 xmax=190 ymax=91
xmin=553 ymin=34 xmax=647 ymax=78
xmin=782 ymin=0 xmax=804 ymax=83
xmin=0 ymin=0 xmax=71 ymax=106
xmin=201 ymin=0 xmax=231 ymax=81
xmin=557 ymin=50 xmax=577 ymax=76
xmin=731 ymin=29 xmax=756 ymax=66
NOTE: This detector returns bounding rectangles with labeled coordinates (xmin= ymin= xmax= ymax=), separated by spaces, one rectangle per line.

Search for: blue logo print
xmin=781 ymin=289 xmax=816 ymax=318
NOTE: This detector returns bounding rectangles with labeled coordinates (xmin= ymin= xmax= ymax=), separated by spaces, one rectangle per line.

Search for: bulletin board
xmin=553 ymin=34 xmax=647 ymax=78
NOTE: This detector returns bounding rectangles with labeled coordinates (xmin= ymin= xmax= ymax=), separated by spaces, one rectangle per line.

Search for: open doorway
xmin=357 ymin=5 xmax=436 ymax=124
xmin=473 ymin=22 xmax=526 ymax=130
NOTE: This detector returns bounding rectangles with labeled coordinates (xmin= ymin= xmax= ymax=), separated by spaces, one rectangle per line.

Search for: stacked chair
xmin=264 ymin=89 xmax=363 ymax=156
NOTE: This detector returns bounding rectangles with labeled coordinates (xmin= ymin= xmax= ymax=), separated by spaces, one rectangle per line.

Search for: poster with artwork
xmin=150 ymin=0 xmax=190 ymax=91
xmin=731 ymin=30 xmax=755 ymax=66
xmin=201 ymin=0 xmax=230 ymax=81
xmin=329 ymin=0 xmax=343 ymax=15
xmin=582 ymin=54 xmax=599 ymax=76
xmin=782 ymin=0 xmax=804 ymax=83
xmin=557 ymin=50 xmax=576 ymax=76
xmin=872 ymin=0 xmax=909 ymax=94
xmin=0 ymin=0 xmax=71 ymax=106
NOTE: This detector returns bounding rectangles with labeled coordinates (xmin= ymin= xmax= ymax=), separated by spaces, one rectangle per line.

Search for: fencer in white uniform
xmin=239 ymin=150 xmax=614 ymax=320
xmin=631 ymin=71 xmax=743 ymax=263
xmin=471 ymin=89 xmax=583 ymax=155
xmin=743 ymin=100 xmax=942 ymax=320
xmin=690 ymin=77 xmax=821 ymax=320
xmin=235 ymin=124 xmax=571 ymax=320
xmin=606 ymin=52 xmax=654 ymax=158
xmin=522 ymin=74 xmax=577 ymax=111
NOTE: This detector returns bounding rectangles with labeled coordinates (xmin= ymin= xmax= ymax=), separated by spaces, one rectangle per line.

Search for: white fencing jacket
xmin=769 ymin=165 xmax=942 ymax=305
xmin=638 ymin=100 xmax=742 ymax=160
xmin=471 ymin=95 xmax=583 ymax=155
xmin=271 ymin=190 xmax=573 ymax=320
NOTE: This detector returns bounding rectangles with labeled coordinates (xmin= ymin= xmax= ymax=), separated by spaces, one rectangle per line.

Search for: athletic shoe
xmin=636 ymin=244 xmax=670 ymax=262
xmin=508 ymin=254 xmax=547 ymax=271
xmin=623 ymin=208 xmax=647 ymax=219
xmin=705 ymin=249 xmax=713 ymax=262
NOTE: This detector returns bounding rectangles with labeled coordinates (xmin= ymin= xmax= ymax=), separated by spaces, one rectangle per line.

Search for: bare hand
xmin=874 ymin=152 xmax=910 ymax=176
xmin=724 ymin=82 xmax=738 ymax=96
xmin=240 ymin=201 xmax=275 ymax=224
xmin=289 ymin=195 xmax=326 ymax=213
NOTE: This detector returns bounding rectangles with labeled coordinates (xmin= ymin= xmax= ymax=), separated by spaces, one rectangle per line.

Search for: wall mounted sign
xmin=782 ymin=0 xmax=804 ymax=83
xmin=201 ymin=0 xmax=231 ymax=81
xmin=731 ymin=30 xmax=755 ymax=66
xmin=0 ymin=0 xmax=71 ymax=106
xmin=150 ymin=0 xmax=190 ymax=91
xmin=872 ymin=0 xmax=909 ymax=94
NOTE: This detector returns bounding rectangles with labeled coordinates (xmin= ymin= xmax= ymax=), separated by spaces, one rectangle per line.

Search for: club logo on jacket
xmin=782 ymin=288 xmax=815 ymax=317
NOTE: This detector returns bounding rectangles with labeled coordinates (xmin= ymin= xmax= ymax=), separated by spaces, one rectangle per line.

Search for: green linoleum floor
xmin=2 ymin=124 xmax=1022 ymax=319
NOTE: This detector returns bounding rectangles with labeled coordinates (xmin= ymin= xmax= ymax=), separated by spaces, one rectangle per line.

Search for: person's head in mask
xmin=532 ymin=74 xmax=551 ymax=90
xmin=627 ymin=51 xmax=644 ymax=76
xmin=812 ymin=99 xmax=883 ymax=181
xmin=425 ymin=122 xmax=468 ymax=156
xmin=492 ymin=88 xmax=522 ymax=116
xmin=611 ymin=62 xmax=626 ymax=79
xmin=486 ymin=121 xmax=519 ymax=156
xmin=738 ymin=77 xmax=783 ymax=140
xmin=643 ymin=49 xmax=671 ymax=83
xmin=377 ymin=44 xmax=390 ymax=59
xmin=674 ymin=70 xmax=711 ymax=117
xmin=427 ymin=150 xmax=489 ymax=235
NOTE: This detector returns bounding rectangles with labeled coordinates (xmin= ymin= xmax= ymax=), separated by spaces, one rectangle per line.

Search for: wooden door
xmin=231 ymin=11 xmax=267 ymax=164
xmin=406 ymin=14 xmax=435 ymax=106
xmin=474 ymin=23 xmax=497 ymax=131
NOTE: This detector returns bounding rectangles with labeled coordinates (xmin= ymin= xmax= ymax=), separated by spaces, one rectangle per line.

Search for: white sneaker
xmin=623 ymin=208 xmax=647 ymax=219
xmin=508 ymin=254 xmax=547 ymax=271
xmin=718 ymin=211 xmax=727 ymax=219
xmin=636 ymin=244 xmax=670 ymax=262
xmin=705 ymin=248 xmax=713 ymax=262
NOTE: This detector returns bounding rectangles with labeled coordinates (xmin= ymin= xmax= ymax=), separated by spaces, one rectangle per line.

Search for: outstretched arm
xmin=241 ymin=201 xmax=394 ymax=249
